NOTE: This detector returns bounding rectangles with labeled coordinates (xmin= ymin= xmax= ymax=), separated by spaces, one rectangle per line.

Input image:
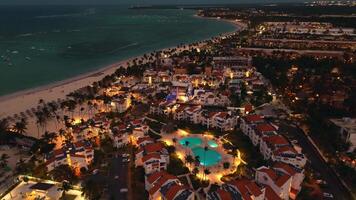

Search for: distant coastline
xmin=0 ymin=11 xmax=241 ymax=118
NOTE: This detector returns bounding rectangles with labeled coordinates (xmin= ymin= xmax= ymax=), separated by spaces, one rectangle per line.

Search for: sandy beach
xmin=0 ymin=18 xmax=242 ymax=120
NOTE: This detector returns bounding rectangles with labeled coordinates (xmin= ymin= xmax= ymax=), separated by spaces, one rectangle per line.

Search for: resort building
xmin=218 ymin=178 xmax=265 ymax=200
xmin=142 ymin=153 xmax=170 ymax=174
xmin=273 ymin=162 xmax=305 ymax=199
xmin=45 ymin=141 xmax=94 ymax=172
xmin=145 ymin=171 xmax=194 ymax=200
xmin=111 ymin=94 xmax=132 ymax=113
xmin=329 ymin=117 xmax=356 ymax=152
xmin=255 ymin=166 xmax=292 ymax=200
xmin=260 ymin=135 xmax=290 ymax=160
xmin=240 ymin=114 xmax=264 ymax=137
xmin=135 ymin=142 xmax=169 ymax=167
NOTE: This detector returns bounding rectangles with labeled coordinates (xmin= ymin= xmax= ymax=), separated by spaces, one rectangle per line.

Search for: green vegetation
xmin=167 ymin=153 xmax=189 ymax=176
xmin=189 ymin=174 xmax=209 ymax=190
xmin=226 ymin=131 xmax=266 ymax=168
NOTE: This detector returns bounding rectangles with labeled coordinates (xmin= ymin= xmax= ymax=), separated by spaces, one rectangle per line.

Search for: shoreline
xmin=0 ymin=15 xmax=242 ymax=118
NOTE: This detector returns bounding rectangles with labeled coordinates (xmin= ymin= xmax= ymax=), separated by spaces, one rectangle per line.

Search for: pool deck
xmin=160 ymin=129 xmax=243 ymax=184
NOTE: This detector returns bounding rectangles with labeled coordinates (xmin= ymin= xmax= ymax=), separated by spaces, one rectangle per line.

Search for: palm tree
xmin=203 ymin=169 xmax=211 ymax=181
xmin=13 ymin=118 xmax=27 ymax=134
xmin=185 ymin=155 xmax=194 ymax=167
xmin=35 ymin=111 xmax=46 ymax=138
xmin=81 ymin=179 xmax=103 ymax=200
xmin=192 ymin=167 xmax=199 ymax=176
xmin=41 ymin=131 xmax=58 ymax=144
xmin=58 ymin=180 xmax=73 ymax=199
xmin=0 ymin=118 xmax=9 ymax=133
xmin=0 ymin=153 xmax=10 ymax=168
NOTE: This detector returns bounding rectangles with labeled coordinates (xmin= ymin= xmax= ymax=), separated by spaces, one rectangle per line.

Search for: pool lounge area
xmin=161 ymin=129 xmax=244 ymax=184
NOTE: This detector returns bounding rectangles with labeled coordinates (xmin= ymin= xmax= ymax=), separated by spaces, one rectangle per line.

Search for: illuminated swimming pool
xmin=192 ymin=147 xmax=222 ymax=166
xmin=179 ymin=137 xmax=202 ymax=148
xmin=208 ymin=140 xmax=218 ymax=148
xmin=179 ymin=137 xmax=221 ymax=166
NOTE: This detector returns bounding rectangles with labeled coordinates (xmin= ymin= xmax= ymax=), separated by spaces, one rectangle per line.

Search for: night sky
xmin=0 ymin=0 xmax=309 ymax=5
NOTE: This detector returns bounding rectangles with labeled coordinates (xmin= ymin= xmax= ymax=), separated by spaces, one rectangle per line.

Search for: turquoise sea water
xmin=0 ymin=6 xmax=235 ymax=96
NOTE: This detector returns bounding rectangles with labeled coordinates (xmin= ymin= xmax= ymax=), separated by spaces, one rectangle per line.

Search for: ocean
xmin=0 ymin=5 xmax=235 ymax=96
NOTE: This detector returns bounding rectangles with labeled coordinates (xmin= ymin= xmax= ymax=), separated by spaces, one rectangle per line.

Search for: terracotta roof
xmin=290 ymin=187 xmax=299 ymax=195
xmin=258 ymin=168 xmax=278 ymax=180
xmin=216 ymin=189 xmax=232 ymax=200
xmin=144 ymin=142 xmax=165 ymax=154
xmin=137 ymin=137 xmax=154 ymax=145
xmin=215 ymin=112 xmax=229 ymax=119
xmin=258 ymin=167 xmax=291 ymax=188
xmin=244 ymin=104 xmax=253 ymax=113
xmin=208 ymin=112 xmax=219 ymax=118
xmin=273 ymin=162 xmax=297 ymax=176
xmin=147 ymin=171 xmax=167 ymax=184
xmin=263 ymin=135 xmax=289 ymax=146
xmin=142 ymin=153 xmax=161 ymax=163
xmin=275 ymin=174 xmax=291 ymax=187
xmin=165 ymin=184 xmax=186 ymax=200
xmin=230 ymin=179 xmax=262 ymax=199
xmin=273 ymin=146 xmax=297 ymax=156
xmin=131 ymin=119 xmax=142 ymax=126
xmin=264 ymin=185 xmax=282 ymax=200
xmin=245 ymin=115 xmax=262 ymax=123
xmin=256 ymin=124 xmax=276 ymax=132
xmin=148 ymin=174 xmax=177 ymax=195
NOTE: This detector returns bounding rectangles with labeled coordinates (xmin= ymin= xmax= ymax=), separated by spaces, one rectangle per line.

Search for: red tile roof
xmin=216 ymin=189 xmax=232 ymax=200
xmin=245 ymin=115 xmax=263 ymax=123
xmin=264 ymin=185 xmax=282 ymax=200
xmin=144 ymin=142 xmax=165 ymax=154
xmin=256 ymin=124 xmax=276 ymax=132
xmin=263 ymin=135 xmax=289 ymax=146
xmin=148 ymin=174 xmax=177 ymax=195
xmin=230 ymin=179 xmax=262 ymax=200
xmin=275 ymin=174 xmax=291 ymax=187
xmin=273 ymin=162 xmax=297 ymax=176
xmin=165 ymin=184 xmax=187 ymax=200
xmin=244 ymin=104 xmax=253 ymax=113
xmin=290 ymin=187 xmax=299 ymax=196
xmin=142 ymin=153 xmax=161 ymax=163
xmin=258 ymin=167 xmax=291 ymax=188
xmin=147 ymin=171 xmax=167 ymax=184
xmin=137 ymin=137 xmax=154 ymax=145
xmin=258 ymin=168 xmax=278 ymax=180
xmin=273 ymin=146 xmax=297 ymax=156
xmin=215 ymin=112 xmax=229 ymax=119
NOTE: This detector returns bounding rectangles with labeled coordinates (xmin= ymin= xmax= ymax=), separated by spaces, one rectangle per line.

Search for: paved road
xmin=107 ymin=153 xmax=129 ymax=200
xmin=278 ymin=122 xmax=353 ymax=200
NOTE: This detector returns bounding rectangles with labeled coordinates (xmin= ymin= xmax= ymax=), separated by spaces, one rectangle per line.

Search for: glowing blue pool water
xmin=208 ymin=140 xmax=218 ymax=148
xmin=192 ymin=147 xmax=222 ymax=166
xmin=179 ymin=137 xmax=202 ymax=148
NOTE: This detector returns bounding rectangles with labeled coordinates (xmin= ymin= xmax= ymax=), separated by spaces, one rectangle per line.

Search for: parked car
xmin=120 ymin=188 xmax=128 ymax=193
xmin=123 ymin=158 xmax=130 ymax=162
xmin=323 ymin=193 xmax=334 ymax=198
xmin=122 ymin=153 xmax=130 ymax=158
xmin=92 ymin=169 xmax=99 ymax=175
